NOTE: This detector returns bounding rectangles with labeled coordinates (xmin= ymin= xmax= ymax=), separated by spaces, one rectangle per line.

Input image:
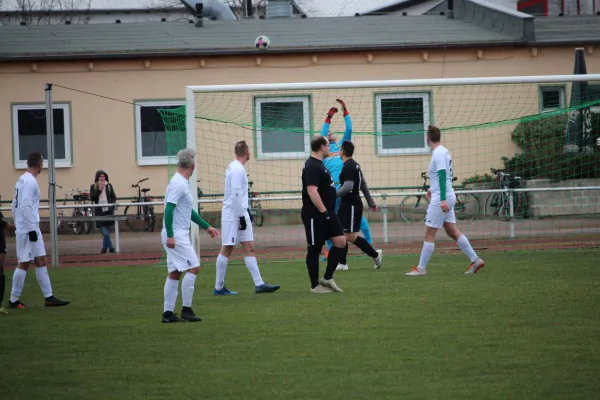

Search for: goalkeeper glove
xmin=325 ymin=107 xmax=338 ymax=124
xmin=239 ymin=216 xmax=247 ymax=231
xmin=28 ymin=230 xmax=38 ymax=242
xmin=336 ymin=99 xmax=349 ymax=116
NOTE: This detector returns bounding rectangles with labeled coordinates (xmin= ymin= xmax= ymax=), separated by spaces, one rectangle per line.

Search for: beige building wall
xmin=0 ymin=46 xmax=598 ymax=214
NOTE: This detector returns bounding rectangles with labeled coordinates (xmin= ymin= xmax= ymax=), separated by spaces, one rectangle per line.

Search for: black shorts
xmin=301 ymin=212 xmax=344 ymax=247
xmin=338 ymin=201 xmax=363 ymax=233
xmin=0 ymin=229 xmax=6 ymax=254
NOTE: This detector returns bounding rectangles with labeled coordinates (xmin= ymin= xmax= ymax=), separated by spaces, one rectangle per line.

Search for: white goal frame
xmin=185 ymin=74 xmax=600 ymax=256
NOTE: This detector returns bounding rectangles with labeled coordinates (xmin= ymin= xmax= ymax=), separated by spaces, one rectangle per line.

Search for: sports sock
xmin=0 ymin=274 xmax=5 ymax=305
xmin=360 ymin=217 xmax=373 ymax=244
xmin=306 ymin=246 xmax=320 ymax=289
xmin=181 ymin=273 xmax=197 ymax=308
xmin=244 ymin=256 xmax=265 ymax=286
xmin=163 ymin=277 xmax=179 ymax=312
xmin=339 ymin=243 xmax=349 ymax=265
xmin=215 ymin=254 xmax=228 ymax=290
xmin=324 ymin=245 xmax=345 ymax=280
xmin=10 ymin=268 xmax=27 ymax=303
xmin=418 ymin=242 xmax=435 ymax=269
xmin=353 ymin=236 xmax=378 ymax=258
xmin=35 ymin=266 xmax=53 ymax=298
xmin=457 ymin=235 xmax=478 ymax=263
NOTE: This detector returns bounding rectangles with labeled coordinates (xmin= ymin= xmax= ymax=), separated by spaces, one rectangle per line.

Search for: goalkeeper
xmin=320 ymin=99 xmax=375 ymax=263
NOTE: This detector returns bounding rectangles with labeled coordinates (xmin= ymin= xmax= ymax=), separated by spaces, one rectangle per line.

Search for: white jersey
xmin=11 ymin=172 xmax=41 ymax=234
xmin=222 ymin=160 xmax=248 ymax=222
xmin=428 ymin=145 xmax=455 ymax=203
xmin=162 ymin=172 xmax=194 ymax=236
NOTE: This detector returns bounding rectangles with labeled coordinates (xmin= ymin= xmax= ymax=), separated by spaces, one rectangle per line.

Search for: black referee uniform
xmin=338 ymin=158 xmax=364 ymax=233
xmin=301 ymin=155 xmax=346 ymax=288
xmin=0 ymin=209 xmax=7 ymax=310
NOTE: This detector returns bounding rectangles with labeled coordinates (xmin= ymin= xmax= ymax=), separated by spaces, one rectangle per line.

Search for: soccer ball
xmin=255 ymin=35 xmax=270 ymax=50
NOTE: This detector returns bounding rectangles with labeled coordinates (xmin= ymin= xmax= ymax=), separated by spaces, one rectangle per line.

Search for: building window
xmin=254 ymin=96 xmax=311 ymax=160
xmin=375 ymin=93 xmax=431 ymax=155
xmin=539 ymin=86 xmax=565 ymax=113
xmin=135 ymin=100 xmax=185 ymax=166
xmin=11 ymin=103 xmax=72 ymax=169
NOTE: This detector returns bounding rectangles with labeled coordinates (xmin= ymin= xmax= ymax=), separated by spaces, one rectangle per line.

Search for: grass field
xmin=1 ymin=249 xmax=599 ymax=400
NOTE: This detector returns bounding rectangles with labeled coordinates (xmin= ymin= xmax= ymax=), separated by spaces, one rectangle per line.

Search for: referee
xmin=0 ymin=196 xmax=15 ymax=314
xmin=301 ymin=136 xmax=347 ymax=294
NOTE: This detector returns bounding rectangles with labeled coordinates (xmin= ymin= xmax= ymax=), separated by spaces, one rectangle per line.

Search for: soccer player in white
xmin=405 ymin=126 xmax=485 ymax=276
xmin=214 ymin=141 xmax=280 ymax=295
xmin=9 ymin=152 xmax=69 ymax=309
xmin=161 ymin=148 xmax=220 ymax=323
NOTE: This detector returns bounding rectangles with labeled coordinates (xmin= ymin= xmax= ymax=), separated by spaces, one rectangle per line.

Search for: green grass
xmin=1 ymin=250 xmax=600 ymax=400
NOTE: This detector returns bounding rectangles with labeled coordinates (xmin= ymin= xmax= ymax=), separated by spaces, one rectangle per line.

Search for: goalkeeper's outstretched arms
xmin=336 ymin=99 xmax=353 ymax=144
xmin=320 ymin=106 xmax=338 ymax=137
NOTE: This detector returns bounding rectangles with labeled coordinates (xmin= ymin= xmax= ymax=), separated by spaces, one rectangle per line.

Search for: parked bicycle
xmin=123 ymin=178 xmax=156 ymax=232
xmin=399 ymin=172 xmax=480 ymax=223
xmin=56 ymin=185 xmax=93 ymax=235
xmin=247 ymin=175 xmax=264 ymax=227
xmin=485 ymin=168 xmax=528 ymax=219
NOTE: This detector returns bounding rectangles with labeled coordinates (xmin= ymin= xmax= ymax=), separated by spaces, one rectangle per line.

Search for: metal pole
xmin=508 ymin=189 xmax=515 ymax=239
xmin=381 ymin=194 xmax=389 ymax=243
xmin=45 ymin=83 xmax=59 ymax=267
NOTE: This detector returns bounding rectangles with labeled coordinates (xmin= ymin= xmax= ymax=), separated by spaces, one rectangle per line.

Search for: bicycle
xmin=485 ymin=168 xmax=528 ymax=219
xmin=123 ymin=178 xmax=156 ymax=232
xmin=399 ymin=172 xmax=480 ymax=223
xmin=247 ymin=175 xmax=264 ymax=227
xmin=55 ymin=185 xmax=93 ymax=235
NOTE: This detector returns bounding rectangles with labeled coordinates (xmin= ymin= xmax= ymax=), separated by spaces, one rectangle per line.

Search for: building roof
xmin=533 ymin=16 xmax=600 ymax=44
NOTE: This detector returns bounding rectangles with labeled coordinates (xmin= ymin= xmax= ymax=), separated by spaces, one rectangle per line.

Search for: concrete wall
xmin=526 ymin=178 xmax=600 ymax=217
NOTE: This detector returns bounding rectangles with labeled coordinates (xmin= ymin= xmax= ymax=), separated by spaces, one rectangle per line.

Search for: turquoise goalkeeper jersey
xmin=321 ymin=114 xmax=352 ymax=184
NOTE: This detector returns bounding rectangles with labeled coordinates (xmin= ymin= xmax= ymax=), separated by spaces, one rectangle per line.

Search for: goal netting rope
xmin=159 ymin=78 xmax=600 ymax=261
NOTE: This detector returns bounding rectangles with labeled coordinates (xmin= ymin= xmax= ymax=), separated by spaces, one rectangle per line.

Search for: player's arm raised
xmin=319 ymin=107 xmax=338 ymax=136
xmin=336 ymin=99 xmax=352 ymax=143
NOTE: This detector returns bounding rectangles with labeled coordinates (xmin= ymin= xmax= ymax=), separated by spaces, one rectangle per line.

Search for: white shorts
xmin=425 ymin=197 xmax=457 ymax=229
xmin=16 ymin=230 xmax=46 ymax=263
xmin=161 ymin=232 xmax=200 ymax=273
xmin=221 ymin=215 xmax=254 ymax=246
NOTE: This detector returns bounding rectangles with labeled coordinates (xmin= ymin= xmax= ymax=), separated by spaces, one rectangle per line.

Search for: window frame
xmin=539 ymin=85 xmax=566 ymax=113
xmin=253 ymin=95 xmax=312 ymax=160
xmin=587 ymin=84 xmax=600 ymax=113
xmin=134 ymin=99 xmax=185 ymax=166
xmin=375 ymin=92 xmax=432 ymax=156
xmin=11 ymin=102 xmax=73 ymax=169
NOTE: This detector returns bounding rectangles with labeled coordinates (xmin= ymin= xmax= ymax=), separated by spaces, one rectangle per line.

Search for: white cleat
xmin=319 ymin=278 xmax=343 ymax=292
xmin=405 ymin=266 xmax=427 ymax=276
xmin=374 ymin=249 xmax=383 ymax=269
xmin=336 ymin=263 xmax=349 ymax=271
xmin=464 ymin=258 xmax=485 ymax=274
xmin=311 ymin=284 xmax=334 ymax=294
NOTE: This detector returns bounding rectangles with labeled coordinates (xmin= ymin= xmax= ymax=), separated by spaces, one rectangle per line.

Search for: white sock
xmin=163 ymin=277 xmax=179 ymax=312
xmin=457 ymin=235 xmax=478 ymax=263
xmin=215 ymin=254 xmax=228 ymax=290
xmin=10 ymin=268 xmax=27 ymax=302
xmin=35 ymin=266 xmax=53 ymax=298
xmin=418 ymin=242 xmax=435 ymax=269
xmin=244 ymin=256 xmax=265 ymax=287
xmin=181 ymin=273 xmax=197 ymax=308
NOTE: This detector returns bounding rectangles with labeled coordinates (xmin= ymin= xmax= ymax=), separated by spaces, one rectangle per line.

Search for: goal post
xmin=174 ymin=74 xmax=600 ymax=260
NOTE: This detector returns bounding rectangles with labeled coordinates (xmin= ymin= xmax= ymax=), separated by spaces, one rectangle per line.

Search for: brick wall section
xmin=526 ymin=179 xmax=600 ymax=217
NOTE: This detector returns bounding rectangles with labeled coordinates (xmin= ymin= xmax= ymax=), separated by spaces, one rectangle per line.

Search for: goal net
xmin=162 ymin=75 xmax=600 ymax=261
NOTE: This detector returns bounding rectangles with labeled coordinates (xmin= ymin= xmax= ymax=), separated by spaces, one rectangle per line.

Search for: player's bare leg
xmin=405 ymin=227 xmax=437 ymax=276
xmin=344 ymin=232 xmax=382 ymax=270
xmin=241 ymin=241 xmax=280 ymax=294
xmin=214 ymin=245 xmax=239 ymax=295
xmin=0 ymin=254 xmax=8 ymax=314
xmin=319 ymin=235 xmax=346 ymax=292
xmin=443 ymin=222 xmax=484 ymax=274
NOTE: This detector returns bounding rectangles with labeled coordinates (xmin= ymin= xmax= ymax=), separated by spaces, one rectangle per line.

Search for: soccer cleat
xmin=405 ymin=266 xmax=427 ymax=276
xmin=44 ymin=296 xmax=70 ymax=307
xmin=319 ymin=277 xmax=343 ymax=292
xmin=311 ymin=284 xmax=334 ymax=294
xmin=0 ymin=307 xmax=8 ymax=315
xmin=180 ymin=307 xmax=202 ymax=322
xmin=213 ymin=287 xmax=238 ymax=296
xmin=336 ymin=264 xmax=349 ymax=271
xmin=162 ymin=311 xmax=180 ymax=323
xmin=8 ymin=300 xmax=27 ymax=309
xmin=374 ymin=249 xmax=383 ymax=269
xmin=255 ymin=283 xmax=281 ymax=293
xmin=465 ymin=258 xmax=485 ymax=274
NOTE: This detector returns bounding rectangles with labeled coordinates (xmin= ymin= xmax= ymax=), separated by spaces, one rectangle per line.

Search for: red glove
xmin=325 ymin=107 xmax=338 ymax=124
xmin=336 ymin=99 xmax=349 ymax=116
xmin=370 ymin=206 xmax=378 ymax=212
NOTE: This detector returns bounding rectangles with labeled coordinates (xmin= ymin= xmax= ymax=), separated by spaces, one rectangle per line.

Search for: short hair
xmin=234 ymin=141 xmax=249 ymax=157
xmin=177 ymin=148 xmax=196 ymax=168
xmin=311 ymin=136 xmax=328 ymax=152
xmin=27 ymin=152 xmax=43 ymax=168
xmin=427 ymin=125 xmax=441 ymax=143
xmin=340 ymin=141 xmax=354 ymax=157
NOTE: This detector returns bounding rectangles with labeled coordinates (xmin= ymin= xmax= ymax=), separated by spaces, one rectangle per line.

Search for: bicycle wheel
xmin=123 ymin=205 xmax=141 ymax=233
xmin=399 ymin=195 xmax=428 ymax=223
xmin=72 ymin=210 xmax=84 ymax=235
xmin=485 ymin=193 xmax=508 ymax=218
xmin=84 ymin=208 xmax=93 ymax=234
xmin=454 ymin=193 xmax=480 ymax=221
xmin=144 ymin=206 xmax=156 ymax=232
xmin=514 ymin=192 xmax=529 ymax=219
xmin=253 ymin=201 xmax=264 ymax=227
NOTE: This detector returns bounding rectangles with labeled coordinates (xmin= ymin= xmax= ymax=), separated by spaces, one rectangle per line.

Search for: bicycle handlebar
xmin=132 ymin=178 xmax=149 ymax=188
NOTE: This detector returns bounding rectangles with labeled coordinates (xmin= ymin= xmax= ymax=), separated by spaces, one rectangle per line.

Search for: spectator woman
xmin=90 ymin=170 xmax=117 ymax=254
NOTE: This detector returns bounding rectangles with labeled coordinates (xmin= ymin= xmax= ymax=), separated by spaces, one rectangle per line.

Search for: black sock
xmin=324 ymin=245 xmax=345 ymax=280
xmin=354 ymin=236 xmax=379 ymax=258
xmin=340 ymin=243 xmax=348 ymax=265
xmin=306 ymin=246 xmax=321 ymax=289
xmin=0 ymin=274 xmax=4 ymax=306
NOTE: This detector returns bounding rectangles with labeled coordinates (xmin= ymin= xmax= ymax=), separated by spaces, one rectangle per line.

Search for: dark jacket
xmin=90 ymin=170 xmax=117 ymax=228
